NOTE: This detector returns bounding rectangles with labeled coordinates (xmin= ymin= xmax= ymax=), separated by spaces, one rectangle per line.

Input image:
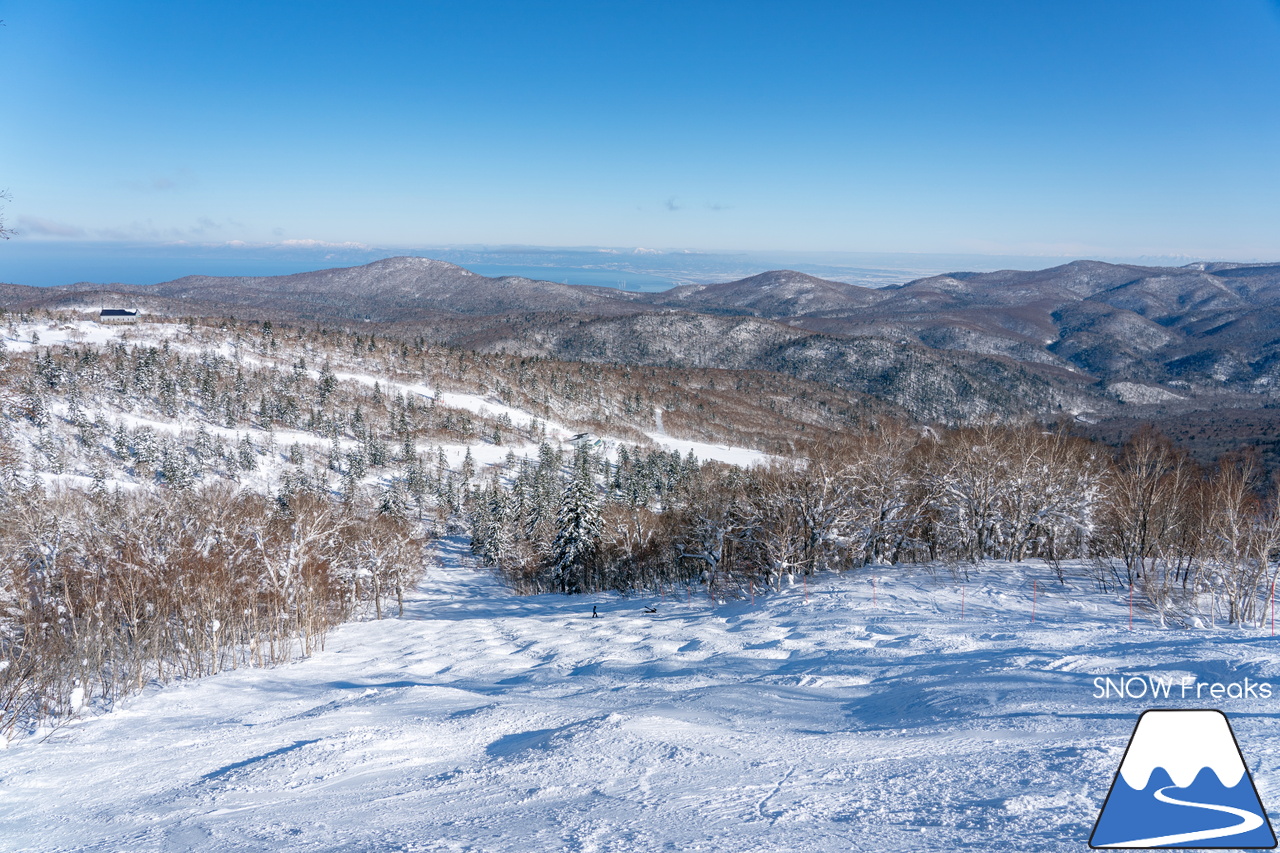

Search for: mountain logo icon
xmin=1091 ymin=709 xmax=1276 ymax=849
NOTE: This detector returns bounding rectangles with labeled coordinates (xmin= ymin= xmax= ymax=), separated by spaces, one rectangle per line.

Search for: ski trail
xmin=7 ymin=552 xmax=1280 ymax=852
xmin=756 ymin=765 xmax=795 ymax=824
xmin=1108 ymin=785 xmax=1265 ymax=847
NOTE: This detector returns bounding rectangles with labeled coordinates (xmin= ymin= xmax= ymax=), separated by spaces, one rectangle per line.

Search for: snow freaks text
xmin=1092 ymin=676 xmax=1273 ymax=701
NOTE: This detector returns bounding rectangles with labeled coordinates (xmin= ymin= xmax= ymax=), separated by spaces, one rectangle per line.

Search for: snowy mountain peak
xmin=1119 ymin=710 xmax=1246 ymax=790
xmin=362 ymin=256 xmax=469 ymax=274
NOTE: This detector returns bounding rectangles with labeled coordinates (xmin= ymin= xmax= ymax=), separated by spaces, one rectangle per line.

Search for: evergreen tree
xmin=378 ymin=479 xmax=410 ymax=520
xmin=237 ymin=434 xmax=258 ymax=472
xmin=461 ymin=447 xmax=476 ymax=484
xmin=546 ymin=453 xmax=602 ymax=594
xmin=160 ymin=440 xmax=194 ymax=489
xmin=469 ymin=481 xmax=512 ymax=566
xmin=405 ymin=454 xmax=429 ymax=515
xmin=317 ymin=360 xmax=337 ymax=403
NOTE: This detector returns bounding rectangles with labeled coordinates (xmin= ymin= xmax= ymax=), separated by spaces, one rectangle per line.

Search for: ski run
xmin=4 ymin=539 xmax=1280 ymax=852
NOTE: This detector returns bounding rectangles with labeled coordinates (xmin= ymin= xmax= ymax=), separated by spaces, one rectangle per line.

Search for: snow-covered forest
xmin=0 ymin=309 xmax=834 ymax=739
xmin=3 ymin=310 xmax=1280 ymax=744
xmin=472 ymin=421 xmax=1280 ymax=627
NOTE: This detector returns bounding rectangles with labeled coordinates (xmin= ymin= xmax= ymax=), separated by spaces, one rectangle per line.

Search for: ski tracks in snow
xmin=3 ymin=554 xmax=1280 ymax=851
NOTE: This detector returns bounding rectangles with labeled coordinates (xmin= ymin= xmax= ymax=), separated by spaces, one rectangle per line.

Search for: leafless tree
xmin=1195 ymin=455 xmax=1277 ymax=626
xmin=0 ymin=189 xmax=12 ymax=240
xmin=1101 ymin=428 xmax=1194 ymax=588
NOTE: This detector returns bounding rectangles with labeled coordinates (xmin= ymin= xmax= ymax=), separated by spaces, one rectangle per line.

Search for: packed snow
xmin=1107 ymin=382 xmax=1186 ymax=405
xmin=648 ymin=406 xmax=771 ymax=467
xmin=4 ymin=544 xmax=1280 ymax=852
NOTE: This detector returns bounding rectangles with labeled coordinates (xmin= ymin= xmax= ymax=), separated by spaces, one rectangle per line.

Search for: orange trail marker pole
xmin=804 ymin=574 xmax=809 ymax=604
xmin=750 ymin=579 xmax=755 ymax=605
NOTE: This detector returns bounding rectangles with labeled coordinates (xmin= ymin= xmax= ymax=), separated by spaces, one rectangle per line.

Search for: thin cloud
xmin=16 ymin=216 xmax=85 ymax=238
xmin=93 ymin=217 xmax=238 ymax=242
xmin=123 ymin=169 xmax=195 ymax=192
xmin=275 ymin=239 xmax=371 ymax=250
xmin=664 ymin=196 xmax=683 ymax=212
xmin=197 ymin=238 xmax=373 ymax=251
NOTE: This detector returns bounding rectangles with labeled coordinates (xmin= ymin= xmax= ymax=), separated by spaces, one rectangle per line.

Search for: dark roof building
xmin=98 ymin=308 xmax=139 ymax=323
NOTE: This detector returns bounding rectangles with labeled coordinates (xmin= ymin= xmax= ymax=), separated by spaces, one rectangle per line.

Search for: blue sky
xmin=2 ymin=1 xmax=1280 ymax=284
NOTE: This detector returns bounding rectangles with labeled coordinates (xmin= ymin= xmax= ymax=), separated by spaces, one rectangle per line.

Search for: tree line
xmin=469 ymin=423 xmax=1280 ymax=629
xmin=0 ymin=477 xmax=424 ymax=742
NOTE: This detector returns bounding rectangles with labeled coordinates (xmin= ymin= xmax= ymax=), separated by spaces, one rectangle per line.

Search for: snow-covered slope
xmin=0 ymin=316 xmax=773 ymax=501
xmin=4 ymin=547 xmax=1280 ymax=852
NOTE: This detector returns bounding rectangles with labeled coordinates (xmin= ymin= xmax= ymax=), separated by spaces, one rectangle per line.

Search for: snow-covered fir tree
xmin=546 ymin=449 xmax=603 ymax=594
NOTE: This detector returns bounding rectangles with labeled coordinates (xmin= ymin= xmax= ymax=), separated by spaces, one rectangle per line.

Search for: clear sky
xmin=3 ymin=0 xmax=1280 ymax=280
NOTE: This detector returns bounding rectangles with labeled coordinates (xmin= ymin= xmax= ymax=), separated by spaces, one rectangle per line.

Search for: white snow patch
xmin=644 ymin=432 xmax=772 ymax=467
xmin=1108 ymin=382 xmax=1186 ymax=404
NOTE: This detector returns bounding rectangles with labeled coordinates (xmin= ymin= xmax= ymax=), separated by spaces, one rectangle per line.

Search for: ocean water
xmin=0 ymin=245 xmax=685 ymax=291
xmin=0 ymin=242 xmax=359 ymax=287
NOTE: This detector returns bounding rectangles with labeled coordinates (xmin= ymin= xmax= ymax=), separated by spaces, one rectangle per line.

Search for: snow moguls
xmin=4 ymin=549 xmax=1280 ymax=852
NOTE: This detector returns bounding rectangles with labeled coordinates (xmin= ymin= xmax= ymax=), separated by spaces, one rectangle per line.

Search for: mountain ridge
xmin=7 ymin=255 xmax=1280 ymax=429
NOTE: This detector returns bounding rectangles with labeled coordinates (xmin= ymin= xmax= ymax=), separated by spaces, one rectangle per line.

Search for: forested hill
xmin=6 ymin=256 xmax=1280 ymax=441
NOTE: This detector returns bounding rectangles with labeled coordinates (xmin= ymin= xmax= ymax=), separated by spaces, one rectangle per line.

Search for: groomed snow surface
xmin=5 ymin=547 xmax=1280 ymax=852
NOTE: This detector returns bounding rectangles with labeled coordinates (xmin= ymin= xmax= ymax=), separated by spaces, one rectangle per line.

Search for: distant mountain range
xmin=6 ymin=256 xmax=1280 ymax=440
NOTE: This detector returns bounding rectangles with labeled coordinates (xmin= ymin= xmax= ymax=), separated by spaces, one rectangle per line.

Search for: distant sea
xmin=0 ymin=242 xmax=348 ymax=288
xmin=2 ymin=240 xmax=1188 ymax=292
xmin=0 ymin=243 xmax=690 ymax=292
xmin=461 ymin=265 xmax=679 ymax=292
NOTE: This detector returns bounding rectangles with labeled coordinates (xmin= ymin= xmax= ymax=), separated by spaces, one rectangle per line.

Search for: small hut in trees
xmin=569 ymin=432 xmax=601 ymax=449
xmin=98 ymin=308 xmax=139 ymax=324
